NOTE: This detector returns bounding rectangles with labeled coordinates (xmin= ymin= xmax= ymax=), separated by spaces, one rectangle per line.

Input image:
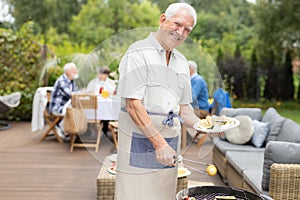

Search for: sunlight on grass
xmin=232 ymin=100 xmax=300 ymax=123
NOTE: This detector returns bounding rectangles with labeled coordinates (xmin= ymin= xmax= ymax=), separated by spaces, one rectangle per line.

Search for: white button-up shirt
xmin=117 ymin=33 xmax=192 ymax=114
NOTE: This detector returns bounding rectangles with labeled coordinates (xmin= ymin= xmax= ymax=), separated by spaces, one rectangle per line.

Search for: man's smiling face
xmin=158 ymin=9 xmax=194 ymax=50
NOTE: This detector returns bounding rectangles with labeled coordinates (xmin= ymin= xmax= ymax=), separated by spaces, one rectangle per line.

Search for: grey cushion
xmin=225 ymin=115 xmax=254 ymax=145
xmin=220 ymin=107 xmax=262 ymax=121
xmin=276 ymin=119 xmax=300 ymax=143
xmin=212 ymin=137 xmax=263 ymax=154
xmin=262 ymin=141 xmax=300 ymax=191
xmin=251 ymin=120 xmax=270 ymax=148
xmin=243 ymin=169 xmax=268 ymax=195
xmin=262 ymin=107 xmax=286 ymax=143
xmin=227 ymin=151 xmax=264 ymax=174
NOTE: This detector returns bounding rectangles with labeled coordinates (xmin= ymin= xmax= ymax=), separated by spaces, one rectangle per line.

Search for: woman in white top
xmin=86 ymin=67 xmax=116 ymax=95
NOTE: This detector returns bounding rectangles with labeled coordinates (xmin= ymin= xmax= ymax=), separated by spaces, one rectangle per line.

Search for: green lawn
xmin=232 ymin=100 xmax=300 ymax=124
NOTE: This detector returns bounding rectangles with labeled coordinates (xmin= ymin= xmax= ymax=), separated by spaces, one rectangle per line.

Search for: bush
xmin=0 ymin=23 xmax=43 ymax=120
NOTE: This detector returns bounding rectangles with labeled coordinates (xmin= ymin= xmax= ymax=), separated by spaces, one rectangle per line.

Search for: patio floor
xmin=0 ymin=121 xmax=225 ymax=200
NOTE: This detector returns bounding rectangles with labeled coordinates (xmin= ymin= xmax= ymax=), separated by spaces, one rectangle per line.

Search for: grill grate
xmin=176 ymin=186 xmax=263 ymax=200
xmin=188 ymin=192 xmax=249 ymax=200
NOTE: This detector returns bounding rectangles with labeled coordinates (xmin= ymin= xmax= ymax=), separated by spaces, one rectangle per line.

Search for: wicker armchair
xmin=269 ymin=163 xmax=300 ymax=200
xmin=0 ymin=92 xmax=22 ymax=130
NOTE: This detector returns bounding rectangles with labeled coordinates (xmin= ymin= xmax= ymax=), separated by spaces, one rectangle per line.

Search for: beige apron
xmin=114 ymin=109 xmax=181 ymax=200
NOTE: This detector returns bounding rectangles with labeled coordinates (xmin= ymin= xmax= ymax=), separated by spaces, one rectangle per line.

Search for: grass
xmin=232 ymin=100 xmax=300 ymax=124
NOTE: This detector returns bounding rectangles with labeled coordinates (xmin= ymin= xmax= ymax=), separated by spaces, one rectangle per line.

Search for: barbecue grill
xmin=176 ymin=186 xmax=267 ymax=200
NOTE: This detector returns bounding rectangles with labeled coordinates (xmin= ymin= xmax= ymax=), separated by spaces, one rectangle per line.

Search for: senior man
xmin=115 ymin=3 xmax=202 ymax=200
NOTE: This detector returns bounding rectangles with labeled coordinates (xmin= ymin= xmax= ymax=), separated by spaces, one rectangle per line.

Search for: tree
xmin=218 ymin=44 xmax=248 ymax=99
xmin=69 ymin=0 xmax=161 ymax=47
xmin=7 ymin=0 xmax=86 ymax=34
xmin=254 ymin=0 xmax=300 ymax=100
xmin=0 ymin=22 xmax=43 ymax=120
xmin=247 ymin=48 xmax=259 ymax=100
xmin=280 ymin=50 xmax=294 ymax=100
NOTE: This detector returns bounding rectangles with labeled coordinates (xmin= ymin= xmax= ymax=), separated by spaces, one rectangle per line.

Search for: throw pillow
xmin=225 ymin=115 xmax=254 ymax=145
xmin=275 ymin=119 xmax=300 ymax=143
xmin=251 ymin=120 xmax=270 ymax=148
xmin=262 ymin=141 xmax=300 ymax=191
xmin=262 ymin=107 xmax=286 ymax=143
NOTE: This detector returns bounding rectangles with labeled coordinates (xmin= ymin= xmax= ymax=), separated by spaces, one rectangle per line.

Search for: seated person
xmin=87 ymin=67 xmax=116 ymax=136
xmin=188 ymin=60 xmax=210 ymax=119
xmin=87 ymin=67 xmax=116 ymax=95
xmin=49 ymin=62 xmax=79 ymax=139
xmin=210 ymin=87 xmax=232 ymax=115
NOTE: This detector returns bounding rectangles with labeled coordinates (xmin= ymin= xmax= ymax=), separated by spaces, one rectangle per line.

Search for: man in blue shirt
xmin=189 ymin=60 xmax=210 ymax=119
xmin=50 ymin=62 xmax=79 ymax=139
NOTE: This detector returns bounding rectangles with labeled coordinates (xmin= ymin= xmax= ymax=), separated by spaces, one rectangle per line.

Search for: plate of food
xmin=107 ymin=162 xmax=117 ymax=175
xmin=194 ymin=115 xmax=240 ymax=133
xmin=178 ymin=167 xmax=191 ymax=178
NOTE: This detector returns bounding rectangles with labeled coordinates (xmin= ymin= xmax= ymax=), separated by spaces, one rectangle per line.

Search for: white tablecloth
xmin=83 ymin=96 xmax=121 ymax=120
xmin=31 ymin=87 xmax=53 ymax=132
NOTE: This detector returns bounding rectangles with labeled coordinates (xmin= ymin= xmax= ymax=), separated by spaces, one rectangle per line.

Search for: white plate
xmin=193 ymin=117 xmax=240 ymax=133
xmin=107 ymin=167 xmax=116 ymax=175
xmin=108 ymin=154 xmax=118 ymax=163
xmin=177 ymin=167 xmax=191 ymax=178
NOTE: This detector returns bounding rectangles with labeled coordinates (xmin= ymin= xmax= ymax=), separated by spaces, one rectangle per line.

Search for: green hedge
xmin=0 ymin=23 xmax=43 ymax=121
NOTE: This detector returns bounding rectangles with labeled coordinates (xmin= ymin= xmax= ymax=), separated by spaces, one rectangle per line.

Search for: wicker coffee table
xmin=97 ymin=156 xmax=188 ymax=200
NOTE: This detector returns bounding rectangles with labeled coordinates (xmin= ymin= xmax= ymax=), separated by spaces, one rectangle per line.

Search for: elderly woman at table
xmin=87 ymin=67 xmax=116 ymax=95
xmin=115 ymin=3 xmax=201 ymax=200
xmin=87 ymin=67 xmax=116 ymax=136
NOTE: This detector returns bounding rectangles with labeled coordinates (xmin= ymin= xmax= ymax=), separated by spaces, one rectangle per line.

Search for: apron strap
xmin=122 ymin=107 xmax=183 ymax=127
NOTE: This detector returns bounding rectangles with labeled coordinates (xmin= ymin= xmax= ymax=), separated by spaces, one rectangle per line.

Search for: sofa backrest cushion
xmin=275 ymin=119 xmax=300 ymax=143
xmin=262 ymin=141 xmax=300 ymax=191
xmin=262 ymin=107 xmax=286 ymax=143
xmin=225 ymin=115 xmax=254 ymax=145
xmin=251 ymin=120 xmax=270 ymax=148
xmin=220 ymin=108 xmax=262 ymax=121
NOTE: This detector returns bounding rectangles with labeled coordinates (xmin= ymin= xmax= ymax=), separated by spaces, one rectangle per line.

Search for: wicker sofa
xmin=212 ymin=107 xmax=300 ymax=200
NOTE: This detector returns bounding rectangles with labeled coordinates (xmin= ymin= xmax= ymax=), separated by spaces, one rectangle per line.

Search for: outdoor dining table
xmin=79 ymin=94 xmax=121 ymax=121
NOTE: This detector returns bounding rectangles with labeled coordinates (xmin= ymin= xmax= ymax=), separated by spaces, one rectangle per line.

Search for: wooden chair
xmin=69 ymin=94 xmax=102 ymax=152
xmin=108 ymin=121 xmax=118 ymax=148
xmin=40 ymin=91 xmax=64 ymax=143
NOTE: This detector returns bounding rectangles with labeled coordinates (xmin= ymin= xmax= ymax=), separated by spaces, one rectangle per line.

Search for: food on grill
xmin=215 ymin=196 xmax=237 ymax=200
xmin=182 ymin=196 xmax=196 ymax=200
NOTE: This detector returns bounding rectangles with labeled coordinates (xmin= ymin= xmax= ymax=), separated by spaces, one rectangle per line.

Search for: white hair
xmin=188 ymin=60 xmax=198 ymax=71
xmin=63 ymin=62 xmax=76 ymax=73
xmin=165 ymin=3 xmax=197 ymax=27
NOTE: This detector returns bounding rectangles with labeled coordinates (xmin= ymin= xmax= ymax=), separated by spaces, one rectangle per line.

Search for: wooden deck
xmin=0 ymin=121 xmax=225 ymax=200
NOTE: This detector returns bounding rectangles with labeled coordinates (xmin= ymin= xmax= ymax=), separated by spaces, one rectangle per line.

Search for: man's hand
xmin=196 ymin=130 xmax=224 ymax=137
xmin=155 ymin=144 xmax=176 ymax=166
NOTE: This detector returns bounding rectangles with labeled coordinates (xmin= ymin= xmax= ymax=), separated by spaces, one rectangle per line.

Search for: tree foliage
xmin=254 ymin=0 xmax=300 ymax=61
xmin=0 ymin=22 xmax=43 ymax=120
xmin=69 ymin=0 xmax=160 ymax=47
xmin=254 ymin=0 xmax=300 ymax=100
xmin=8 ymin=0 xmax=86 ymax=34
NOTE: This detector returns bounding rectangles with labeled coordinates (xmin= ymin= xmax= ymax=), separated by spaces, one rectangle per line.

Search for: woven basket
xmin=269 ymin=163 xmax=300 ymax=200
